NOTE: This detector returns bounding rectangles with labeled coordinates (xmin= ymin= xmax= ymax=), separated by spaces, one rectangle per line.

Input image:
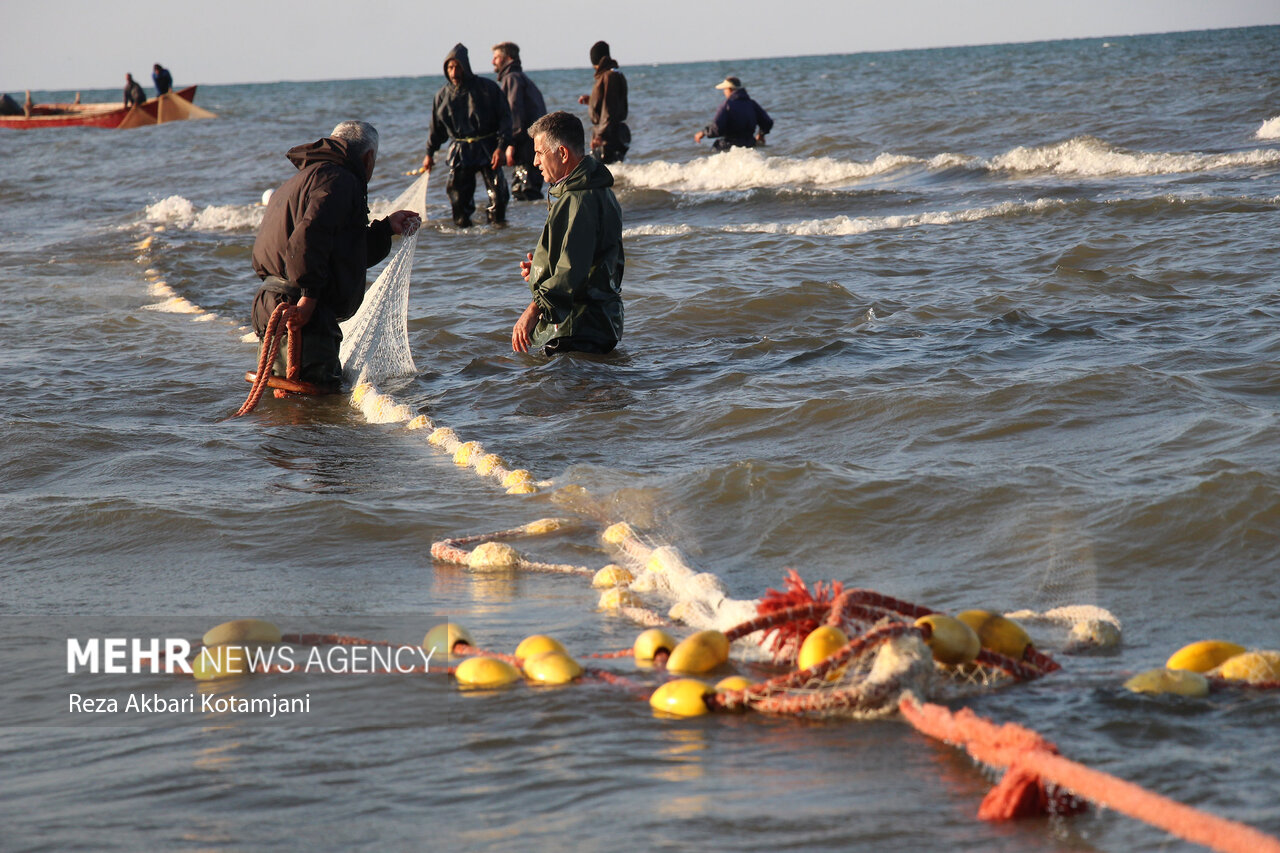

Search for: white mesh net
xmin=339 ymin=174 xmax=428 ymax=386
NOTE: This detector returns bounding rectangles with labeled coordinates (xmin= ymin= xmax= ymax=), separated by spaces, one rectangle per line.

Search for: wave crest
xmin=1256 ymin=116 xmax=1280 ymax=140
xmin=144 ymin=195 xmax=264 ymax=231
xmin=612 ymin=147 xmax=920 ymax=191
xmin=988 ymin=136 xmax=1280 ymax=177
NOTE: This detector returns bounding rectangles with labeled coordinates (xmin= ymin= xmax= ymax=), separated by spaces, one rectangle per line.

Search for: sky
xmin=3 ymin=0 xmax=1278 ymax=94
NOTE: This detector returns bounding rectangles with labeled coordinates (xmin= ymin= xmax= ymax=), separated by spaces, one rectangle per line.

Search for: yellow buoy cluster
xmin=1124 ymin=639 xmax=1280 ymax=695
xmin=193 ymin=619 xmax=282 ymax=681
xmin=447 ymin=629 xmax=587 ymax=689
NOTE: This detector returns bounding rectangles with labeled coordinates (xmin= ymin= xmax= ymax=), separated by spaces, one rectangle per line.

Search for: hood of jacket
xmin=593 ymin=56 xmax=619 ymax=76
xmin=444 ymin=43 xmax=475 ymax=88
xmin=727 ymin=87 xmax=751 ymax=102
xmin=285 ymin=136 xmax=367 ymax=186
xmin=550 ymin=155 xmax=614 ymax=196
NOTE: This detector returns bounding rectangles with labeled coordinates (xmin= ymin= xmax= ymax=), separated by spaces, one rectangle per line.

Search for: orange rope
xmin=899 ymin=697 xmax=1280 ymax=853
xmin=232 ymin=302 xmax=294 ymax=418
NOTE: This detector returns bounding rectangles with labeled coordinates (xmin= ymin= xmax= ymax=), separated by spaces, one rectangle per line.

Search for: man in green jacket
xmin=512 ymin=110 xmax=624 ymax=355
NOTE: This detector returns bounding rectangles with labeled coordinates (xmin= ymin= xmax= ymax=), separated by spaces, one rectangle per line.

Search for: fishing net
xmin=339 ymin=174 xmax=429 ymax=386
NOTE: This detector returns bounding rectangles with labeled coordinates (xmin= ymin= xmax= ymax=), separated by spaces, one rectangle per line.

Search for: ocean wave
xmin=624 ymin=198 xmax=1065 ymax=238
xmin=1255 ymin=116 xmax=1280 ymax=140
xmin=986 ymin=136 xmax=1280 ymax=177
xmin=612 ymin=135 xmax=1280 ymax=195
xmin=144 ymin=195 xmax=264 ymax=231
xmin=612 ymin=147 xmax=922 ymax=191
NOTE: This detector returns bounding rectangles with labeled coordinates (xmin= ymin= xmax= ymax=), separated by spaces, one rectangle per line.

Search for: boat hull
xmin=0 ymin=86 xmax=203 ymax=129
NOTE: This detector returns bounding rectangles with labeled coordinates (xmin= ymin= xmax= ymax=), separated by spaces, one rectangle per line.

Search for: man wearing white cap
xmin=694 ymin=76 xmax=773 ymax=152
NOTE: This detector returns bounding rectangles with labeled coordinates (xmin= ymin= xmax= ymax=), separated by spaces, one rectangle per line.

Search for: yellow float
xmin=1123 ymin=668 xmax=1210 ymax=697
xmin=956 ymin=610 xmax=1031 ymax=659
xmin=797 ymin=625 xmax=849 ymax=678
xmin=202 ymin=619 xmax=282 ymax=648
xmin=467 ymin=541 xmax=520 ymax=569
xmin=423 ymin=623 xmax=473 ymax=661
xmin=455 ymin=656 xmax=521 ymax=689
xmin=523 ymin=651 xmax=583 ymax=685
xmin=915 ymin=614 xmax=981 ymax=665
xmin=633 ymin=628 xmax=676 ymax=666
xmin=650 ymin=678 xmax=712 ymax=717
xmin=1216 ymin=650 xmax=1280 ymax=684
xmin=1166 ymin=640 xmax=1246 ymax=673
xmin=714 ymin=675 xmax=752 ymax=692
xmin=592 ymin=564 xmax=634 ymax=588
xmin=667 ymin=630 xmax=730 ymax=674
xmin=515 ymin=634 xmax=568 ymax=660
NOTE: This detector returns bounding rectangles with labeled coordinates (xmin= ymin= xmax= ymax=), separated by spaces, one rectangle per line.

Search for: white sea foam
xmin=144 ymin=195 xmax=264 ymax=231
xmin=1255 ymin=116 xmax=1280 ymax=140
xmin=612 ymin=147 xmax=921 ymax=191
xmin=623 ymin=198 xmax=1065 ymax=239
xmin=987 ymin=136 xmax=1280 ymax=177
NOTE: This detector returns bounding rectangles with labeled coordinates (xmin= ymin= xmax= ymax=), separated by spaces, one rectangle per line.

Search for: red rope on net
xmin=898 ymin=696 xmax=1280 ymax=853
xmin=711 ymin=622 xmax=923 ymax=711
xmin=232 ymin=302 xmax=294 ymax=418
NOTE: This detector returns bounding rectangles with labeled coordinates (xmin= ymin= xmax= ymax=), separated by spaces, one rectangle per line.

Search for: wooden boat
xmin=0 ymin=86 xmax=214 ymax=130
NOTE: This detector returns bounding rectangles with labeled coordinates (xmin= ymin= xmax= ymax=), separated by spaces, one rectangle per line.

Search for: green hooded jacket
xmin=527 ymin=155 xmax=624 ymax=351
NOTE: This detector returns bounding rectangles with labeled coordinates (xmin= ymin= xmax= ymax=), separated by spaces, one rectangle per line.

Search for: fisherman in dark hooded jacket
xmin=576 ymin=41 xmax=629 ymax=164
xmin=251 ymin=121 xmax=420 ymax=388
xmin=421 ymin=44 xmax=513 ymax=227
xmin=492 ymin=41 xmax=547 ymax=201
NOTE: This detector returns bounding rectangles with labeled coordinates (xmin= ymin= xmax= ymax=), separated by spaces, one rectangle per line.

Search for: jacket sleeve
xmin=602 ymin=71 xmax=627 ymax=124
xmin=364 ymin=218 xmax=393 ymax=269
xmin=754 ymin=101 xmax=773 ymax=135
xmin=530 ymin=194 xmax=598 ymax=323
xmin=284 ymin=170 xmax=353 ymax=299
xmin=495 ymin=85 xmax=514 ymax=149
xmin=704 ymin=101 xmax=730 ymax=138
xmin=505 ymin=77 xmax=526 ymax=138
xmin=426 ymin=91 xmax=450 ymax=156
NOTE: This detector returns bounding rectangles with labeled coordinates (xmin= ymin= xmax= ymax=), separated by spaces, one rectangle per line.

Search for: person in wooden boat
xmin=250 ymin=121 xmax=420 ymax=390
xmin=123 ymin=74 xmax=146 ymax=109
xmin=512 ymin=111 xmax=624 ymax=356
xmin=491 ymin=41 xmax=547 ymax=201
xmin=152 ymin=64 xmax=173 ymax=96
xmin=694 ymin=76 xmax=773 ymax=152
xmin=421 ymin=43 xmax=512 ymax=228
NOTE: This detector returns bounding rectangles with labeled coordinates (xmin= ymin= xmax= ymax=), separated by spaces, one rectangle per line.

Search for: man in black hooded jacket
xmin=576 ymin=40 xmax=629 ymax=164
xmin=251 ymin=121 xmax=419 ymax=388
xmin=421 ymin=44 xmax=513 ymax=227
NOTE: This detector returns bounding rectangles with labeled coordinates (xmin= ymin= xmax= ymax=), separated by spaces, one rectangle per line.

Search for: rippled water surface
xmin=2 ymin=25 xmax=1279 ymax=852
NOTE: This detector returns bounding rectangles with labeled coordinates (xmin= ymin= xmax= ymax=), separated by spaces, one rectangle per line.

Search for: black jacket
xmin=251 ymin=137 xmax=392 ymax=323
xmin=426 ymin=44 xmax=513 ymax=168
xmin=495 ymin=58 xmax=546 ymax=143
xmin=588 ymin=58 xmax=630 ymax=149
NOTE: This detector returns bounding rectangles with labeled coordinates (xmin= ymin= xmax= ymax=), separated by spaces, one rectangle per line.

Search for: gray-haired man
xmin=251 ymin=121 xmax=419 ymax=388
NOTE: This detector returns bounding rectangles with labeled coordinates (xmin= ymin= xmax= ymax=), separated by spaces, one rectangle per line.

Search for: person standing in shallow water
xmin=422 ymin=43 xmax=513 ymax=228
xmin=512 ymin=111 xmax=624 ymax=356
xmin=695 ymin=76 xmax=773 ymax=152
xmin=492 ymin=41 xmax=548 ymax=201
xmin=576 ymin=40 xmax=629 ymax=164
xmin=251 ymin=121 xmax=420 ymax=389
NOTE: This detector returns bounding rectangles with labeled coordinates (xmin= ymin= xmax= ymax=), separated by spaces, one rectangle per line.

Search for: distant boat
xmin=0 ymin=86 xmax=214 ymax=130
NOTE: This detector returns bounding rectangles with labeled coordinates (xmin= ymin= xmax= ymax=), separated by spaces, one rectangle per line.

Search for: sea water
xmin=1 ymin=25 xmax=1278 ymax=852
